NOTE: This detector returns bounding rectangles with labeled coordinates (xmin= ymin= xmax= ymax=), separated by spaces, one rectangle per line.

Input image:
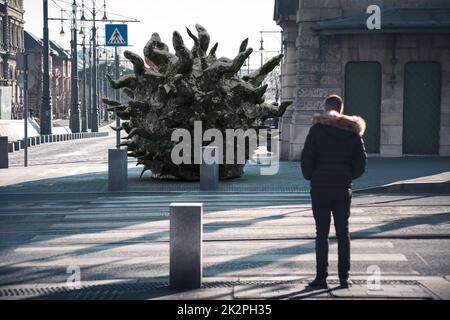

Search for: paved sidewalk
xmin=1 ymin=129 xmax=449 ymax=193
xmin=1 ymin=156 xmax=449 ymax=194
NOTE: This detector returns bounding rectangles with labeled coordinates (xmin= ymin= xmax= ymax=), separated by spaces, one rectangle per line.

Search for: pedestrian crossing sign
xmin=105 ymin=24 xmax=128 ymax=47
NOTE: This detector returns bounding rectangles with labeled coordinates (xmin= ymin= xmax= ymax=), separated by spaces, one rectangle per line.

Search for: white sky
xmin=23 ymin=0 xmax=282 ymax=67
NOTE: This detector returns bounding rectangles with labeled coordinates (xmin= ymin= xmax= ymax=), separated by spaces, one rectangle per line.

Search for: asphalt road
xmin=1 ymin=132 xmax=449 ymax=287
xmin=0 ymin=192 xmax=449 ymax=286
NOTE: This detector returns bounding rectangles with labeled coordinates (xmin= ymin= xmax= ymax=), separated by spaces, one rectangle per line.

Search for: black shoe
xmin=307 ymin=278 xmax=328 ymax=289
xmin=340 ymin=279 xmax=353 ymax=289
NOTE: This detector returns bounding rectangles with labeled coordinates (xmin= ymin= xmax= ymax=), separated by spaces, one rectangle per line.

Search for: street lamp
xmin=80 ymin=0 xmax=86 ymax=21
xmin=259 ymin=30 xmax=283 ymax=103
xmin=41 ymin=0 xmax=53 ymax=135
xmin=70 ymin=0 xmax=80 ymax=133
xmin=81 ymin=26 xmax=88 ymax=133
xmin=260 ymin=32 xmax=265 ymax=67
xmin=102 ymin=0 xmax=108 ymax=21
xmin=59 ymin=9 xmax=65 ymax=37
xmin=91 ymin=0 xmax=99 ymax=132
xmin=45 ymin=0 xmax=139 ymax=132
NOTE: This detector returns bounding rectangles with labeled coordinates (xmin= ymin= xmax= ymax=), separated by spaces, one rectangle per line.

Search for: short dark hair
xmin=325 ymin=95 xmax=343 ymax=113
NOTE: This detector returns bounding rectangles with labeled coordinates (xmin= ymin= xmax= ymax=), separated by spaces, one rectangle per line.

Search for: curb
xmin=355 ymin=182 xmax=450 ymax=194
xmin=1 ymin=277 xmax=448 ymax=300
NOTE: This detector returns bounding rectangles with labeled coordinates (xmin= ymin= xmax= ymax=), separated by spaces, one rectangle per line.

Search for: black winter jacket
xmin=301 ymin=111 xmax=368 ymax=188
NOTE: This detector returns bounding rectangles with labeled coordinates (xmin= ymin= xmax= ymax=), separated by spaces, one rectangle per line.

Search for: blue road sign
xmin=105 ymin=24 xmax=128 ymax=47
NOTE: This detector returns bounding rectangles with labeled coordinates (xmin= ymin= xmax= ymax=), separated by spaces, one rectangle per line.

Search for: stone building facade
xmin=275 ymin=0 xmax=450 ymax=159
xmin=24 ymin=31 xmax=71 ymax=120
xmin=50 ymin=40 xmax=71 ymax=120
xmin=0 ymin=0 xmax=25 ymax=119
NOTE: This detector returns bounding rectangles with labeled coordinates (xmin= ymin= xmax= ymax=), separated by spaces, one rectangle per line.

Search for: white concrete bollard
xmin=170 ymin=203 xmax=203 ymax=290
xmin=200 ymin=146 xmax=219 ymax=191
xmin=108 ymin=149 xmax=128 ymax=191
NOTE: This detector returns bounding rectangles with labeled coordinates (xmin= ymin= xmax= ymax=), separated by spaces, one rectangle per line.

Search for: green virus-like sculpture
xmin=104 ymin=24 xmax=291 ymax=181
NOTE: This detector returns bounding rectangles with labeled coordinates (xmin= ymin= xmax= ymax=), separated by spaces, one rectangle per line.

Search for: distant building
xmin=50 ymin=40 xmax=71 ymax=120
xmin=275 ymin=0 xmax=450 ymax=159
xmin=24 ymin=31 xmax=71 ymax=120
xmin=0 ymin=0 xmax=25 ymax=120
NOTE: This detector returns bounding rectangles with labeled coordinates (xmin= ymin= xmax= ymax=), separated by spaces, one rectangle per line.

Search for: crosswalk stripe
xmin=14 ymin=241 xmax=395 ymax=253
xmin=46 ymin=217 xmax=375 ymax=230
xmin=26 ymin=225 xmax=382 ymax=240
xmin=0 ymin=254 xmax=407 ymax=268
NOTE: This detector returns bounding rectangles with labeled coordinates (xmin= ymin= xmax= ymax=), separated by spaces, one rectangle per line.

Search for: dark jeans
xmin=311 ymin=187 xmax=352 ymax=280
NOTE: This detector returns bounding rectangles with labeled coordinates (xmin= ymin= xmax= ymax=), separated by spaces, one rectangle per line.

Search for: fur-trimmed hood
xmin=313 ymin=111 xmax=366 ymax=137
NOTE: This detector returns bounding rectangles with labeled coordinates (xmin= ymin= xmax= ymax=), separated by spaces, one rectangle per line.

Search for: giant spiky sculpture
xmin=104 ymin=24 xmax=291 ymax=181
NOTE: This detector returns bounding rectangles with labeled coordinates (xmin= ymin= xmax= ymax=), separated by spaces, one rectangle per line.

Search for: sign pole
xmin=105 ymin=23 xmax=131 ymax=191
xmin=115 ymin=46 xmax=121 ymax=149
xmin=105 ymin=24 xmax=128 ymax=149
xmin=22 ymin=54 xmax=29 ymax=168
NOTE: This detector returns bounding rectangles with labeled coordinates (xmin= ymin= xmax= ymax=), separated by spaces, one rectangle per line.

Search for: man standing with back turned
xmin=301 ymin=95 xmax=367 ymax=289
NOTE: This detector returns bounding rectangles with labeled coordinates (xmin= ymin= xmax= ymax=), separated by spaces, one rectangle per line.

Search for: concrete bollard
xmin=108 ymin=149 xmax=128 ymax=191
xmin=170 ymin=203 xmax=203 ymax=290
xmin=14 ymin=141 xmax=20 ymax=151
xmin=0 ymin=137 xmax=8 ymax=169
xmin=200 ymin=146 xmax=219 ymax=191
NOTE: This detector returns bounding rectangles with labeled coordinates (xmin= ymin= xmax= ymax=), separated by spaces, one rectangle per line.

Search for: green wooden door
xmin=345 ymin=62 xmax=382 ymax=153
xmin=403 ymin=62 xmax=441 ymax=155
